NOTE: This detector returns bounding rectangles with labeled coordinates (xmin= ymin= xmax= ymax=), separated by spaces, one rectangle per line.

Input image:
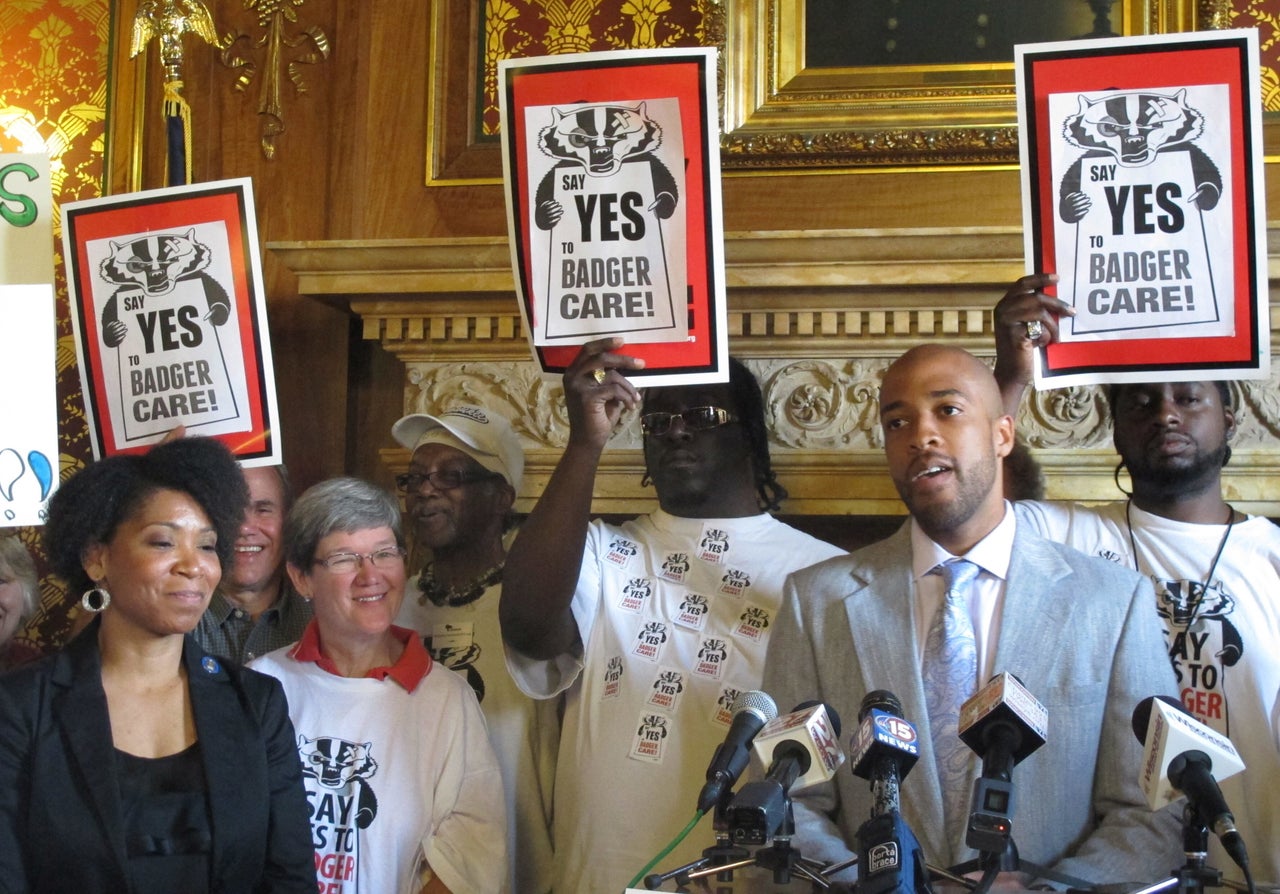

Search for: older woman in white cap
xmin=390 ymin=406 xmax=558 ymax=894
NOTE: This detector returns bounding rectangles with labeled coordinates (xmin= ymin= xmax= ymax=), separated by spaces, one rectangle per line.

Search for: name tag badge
xmin=431 ymin=622 xmax=474 ymax=654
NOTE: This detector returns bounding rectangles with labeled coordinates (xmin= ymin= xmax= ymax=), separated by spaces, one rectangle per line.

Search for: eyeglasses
xmin=639 ymin=406 xmax=737 ymax=437
xmin=313 ymin=547 xmax=407 ymax=574
xmin=394 ymin=469 xmax=499 ymax=494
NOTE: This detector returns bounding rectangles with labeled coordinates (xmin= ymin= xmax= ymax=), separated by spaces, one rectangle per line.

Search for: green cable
xmin=625 ymin=809 xmax=706 ymax=890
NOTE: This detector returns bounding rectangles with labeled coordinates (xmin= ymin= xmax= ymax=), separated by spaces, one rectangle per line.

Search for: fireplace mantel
xmin=270 ymin=227 xmax=1280 ymax=515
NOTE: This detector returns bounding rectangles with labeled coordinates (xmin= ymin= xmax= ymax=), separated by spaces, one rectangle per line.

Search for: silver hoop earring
xmin=81 ymin=587 xmax=111 ymax=613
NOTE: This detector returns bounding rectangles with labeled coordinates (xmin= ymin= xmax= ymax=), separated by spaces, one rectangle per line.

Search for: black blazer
xmin=0 ymin=622 xmax=315 ymax=893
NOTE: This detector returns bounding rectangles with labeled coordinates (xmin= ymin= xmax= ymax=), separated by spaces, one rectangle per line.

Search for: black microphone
xmin=696 ymin=689 xmax=778 ymax=814
xmin=957 ymin=672 xmax=1047 ymax=853
xmin=850 ymin=691 xmax=932 ymax=894
xmin=849 ymin=689 xmax=920 ymax=817
xmin=724 ymin=701 xmax=843 ymax=845
xmin=1132 ymin=695 xmax=1249 ymax=871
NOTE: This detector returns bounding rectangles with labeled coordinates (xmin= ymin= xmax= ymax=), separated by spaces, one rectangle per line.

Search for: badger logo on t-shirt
xmin=735 ymin=604 xmax=771 ymax=642
xmin=675 ymin=593 xmax=710 ymax=630
xmin=698 ymin=527 xmax=730 ymax=564
xmin=719 ymin=568 xmax=751 ymax=598
xmin=648 ymin=667 xmax=686 ymax=711
xmin=659 ymin=552 xmax=691 ymax=583
xmin=1155 ymin=579 xmax=1242 ymax=735
xmin=602 ymin=655 xmax=625 ymax=699
xmin=632 ymin=621 xmax=669 ymax=662
xmin=606 ymin=536 xmax=639 ymax=567
xmin=693 ymin=637 xmax=729 ymax=679
xmin=619 ymin=577 xmax=653 ymax=613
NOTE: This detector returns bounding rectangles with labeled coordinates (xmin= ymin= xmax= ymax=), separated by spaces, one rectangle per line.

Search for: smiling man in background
xmin=195 ymin=463 xmax=312 ymax=663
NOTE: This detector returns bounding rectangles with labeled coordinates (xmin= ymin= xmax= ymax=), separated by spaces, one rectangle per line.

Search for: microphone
xmin=1132 ymin=695 xmax=1249 ymax=870
xmin=849 ymin=689 xmax=920 ymax=816
xmin=957 ymin=672 xmax=1047 ymax=853
xmin=725 ymin=701 xmax=844 ymax=845
xmin=696 ymin=689 xmax=778 ymax=814
xmin=850 ymin=691 xmax=932 ymax=894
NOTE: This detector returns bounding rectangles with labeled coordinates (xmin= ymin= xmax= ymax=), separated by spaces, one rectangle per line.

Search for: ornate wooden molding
xmin=270 ymin=227 xmax=1280 ymax=515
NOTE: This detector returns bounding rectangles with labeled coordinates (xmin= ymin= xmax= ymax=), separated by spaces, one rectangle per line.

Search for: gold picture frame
xmin=426 ymin=0 xmax=501 ymax=186
xmin=720 ymin=0 xmax=1217 ymax=169
xmin=426 ymin=0 xmax=1222 ymax=183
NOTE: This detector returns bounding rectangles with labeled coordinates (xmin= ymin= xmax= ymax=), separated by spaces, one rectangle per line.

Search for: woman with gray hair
xmin=250 ymin=477 xmax=508 ymax=894
xmin=0 ymin=536 xmax=39 ymax=671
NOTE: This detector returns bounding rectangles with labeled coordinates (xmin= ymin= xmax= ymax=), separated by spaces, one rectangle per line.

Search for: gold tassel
xmin=163 ymin=79 xmax=194 ymax=185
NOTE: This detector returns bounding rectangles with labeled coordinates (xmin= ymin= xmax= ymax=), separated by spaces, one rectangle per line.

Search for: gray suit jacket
xmin=761 ymin=520 xmax=1182 ymax=886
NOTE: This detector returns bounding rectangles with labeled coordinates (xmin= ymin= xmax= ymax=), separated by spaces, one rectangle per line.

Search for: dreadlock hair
xmin=1104 ymin=380 xmax=1235 ymax=467
xmin=726 ymin=358 xmax=788 ymax=512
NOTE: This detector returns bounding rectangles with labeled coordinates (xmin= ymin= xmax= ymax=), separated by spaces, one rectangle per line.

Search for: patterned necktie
xmin=922 ymin=558 xmax=980 ymax=848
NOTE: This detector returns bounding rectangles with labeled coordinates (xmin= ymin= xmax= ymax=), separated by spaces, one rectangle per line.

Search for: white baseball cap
xmin=391 ymin=406 xmax=524 ymax=492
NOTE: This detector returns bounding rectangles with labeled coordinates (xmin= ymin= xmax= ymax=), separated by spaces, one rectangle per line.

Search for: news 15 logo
xmin=873 ymin=713 xmax=919 ymax=754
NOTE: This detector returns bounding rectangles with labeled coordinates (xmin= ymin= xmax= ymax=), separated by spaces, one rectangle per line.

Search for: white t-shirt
xmin=1016 ymin=499 xmax=1280 ymax=881
xmin=397 ymin=580 xmax=558 ymax=894
xmin=506 ymin=510 xmax=844 ymax=894
xmin=250 ymin=646 xmax=508 ymax=894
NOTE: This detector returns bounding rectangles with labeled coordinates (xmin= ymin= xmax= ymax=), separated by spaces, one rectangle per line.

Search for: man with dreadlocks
xmin=500 ymin=337 xmax=844 ymax=893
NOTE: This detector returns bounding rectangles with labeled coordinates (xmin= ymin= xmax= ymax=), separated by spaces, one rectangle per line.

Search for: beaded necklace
xmin=417 ymin=562 xmax=504 ymax=608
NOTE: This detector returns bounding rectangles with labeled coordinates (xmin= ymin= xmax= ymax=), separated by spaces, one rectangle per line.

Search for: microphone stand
xmin=643 ymin=794 xmax=832 ymax=890
xmin=1127 ymin=803 xmax=1231 ymax=894
xmin=642 ymin=796 xmax=751 ymax=890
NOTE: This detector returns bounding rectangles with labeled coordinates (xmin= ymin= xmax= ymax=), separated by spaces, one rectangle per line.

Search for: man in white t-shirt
xmin=499 ymin=338 xmax=845 ymax=893
xmin=995 ymin=274 xmax=1280 ymax=882
xmin=389 ymin=406 xmax=558 ymax=894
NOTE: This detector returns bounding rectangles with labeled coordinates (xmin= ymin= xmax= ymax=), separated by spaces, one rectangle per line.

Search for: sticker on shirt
xmin=429 ymin=622 xmax=474 ymax=654
xmin=630 ymin=711 xmax=671 ymax=764
xmin=712 ymin=685 xmax=742 ymax=726
xmin=658 ymin=551 xmax=692 ymax=584
xmin=697 ymin=524 xmax=731 ymax=565
xmin=618 ymin=577 xmax=654 ymax=614
xmin=647 ymin=666 xmax=687 ymax=712
xmin=631 ymin=620 xmax=670 ymax=663
xmin=674 ymin=592 xmax=711 ymax=631
xmin=601 ymin=655 xmax=626 ymax=700
xmin=692 ymin=637 xmax=732 ymax=680
xmin=718 ymin=567 xmax=752 ymax=599
xmin=605 ymin=536 xmax=640 ymax=568
xmin=734 ymin=603 xmax=772 ymax=643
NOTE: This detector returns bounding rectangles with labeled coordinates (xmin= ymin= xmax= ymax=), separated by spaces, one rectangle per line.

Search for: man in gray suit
xmin=762 ymin=345 xmax=1181 ymax=889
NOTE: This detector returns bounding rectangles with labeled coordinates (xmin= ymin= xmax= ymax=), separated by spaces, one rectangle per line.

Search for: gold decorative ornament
xmin=130 ymin=0 xmax=220 ymax=184
xmin=220 ymin=0 xmax=331 ymax=161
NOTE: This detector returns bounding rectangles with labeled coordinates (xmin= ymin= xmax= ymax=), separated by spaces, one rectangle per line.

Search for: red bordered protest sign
xmin=62 ymin=178 xmax=281 ymax=464
xmin=1017 ymin=29 xmax=1269 ymax=387
xmin=499 ymin=48 xmax=729 ymax=387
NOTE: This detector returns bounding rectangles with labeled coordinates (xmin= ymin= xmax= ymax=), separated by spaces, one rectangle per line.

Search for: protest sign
xmin=0 ymin=153 xmax=54 ymax=285
xmin=0 ymin=283 xmax=57 ymax=527
xmin=1017 ymin=30 xmax=1268 ymax=387
xmin=63 ymin=178 xmax=281 ymax=464
xmin=0 ymin=154 xmax=57 ymax=526
xmin=500 ymin=48 xmax=729 ymax=386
